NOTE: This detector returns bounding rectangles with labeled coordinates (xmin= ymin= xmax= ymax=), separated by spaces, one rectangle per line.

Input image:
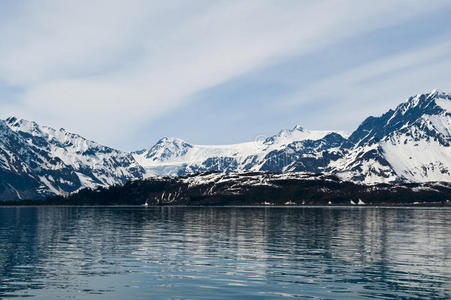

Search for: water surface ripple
xmin=0 ymin=207 xmax=450 ymax=299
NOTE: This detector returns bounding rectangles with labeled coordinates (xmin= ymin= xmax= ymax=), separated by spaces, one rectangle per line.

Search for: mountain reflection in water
xmin=0 ymin=207 xmax=450 ymax=299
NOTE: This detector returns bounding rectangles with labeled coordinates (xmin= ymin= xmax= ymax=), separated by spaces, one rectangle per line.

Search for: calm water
xmin=0 ymin=207 xmax=450 ymax=299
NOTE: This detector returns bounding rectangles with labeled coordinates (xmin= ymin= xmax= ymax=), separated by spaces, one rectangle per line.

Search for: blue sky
xmin=0 ymin=0 xmax=451 ymax=151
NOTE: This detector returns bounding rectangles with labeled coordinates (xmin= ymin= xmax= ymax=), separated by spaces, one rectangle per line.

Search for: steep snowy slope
xmin=378 ymin=90 xmax=450 ymax=182
xmin=133 ymin=126 xmax=347 ymax=176
xmin=0 ymin=120 xmax=43 ymax=200
xmin=0 ymin=117 xmax=145 ymax=200
xmin=332 ymin=89 xmax=451 ymax=183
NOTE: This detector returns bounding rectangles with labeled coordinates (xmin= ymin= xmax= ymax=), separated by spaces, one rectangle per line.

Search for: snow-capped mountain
xmin=0 ymin=89 xmax=449 ymax=201
xmin=0 ymin=117 xmax=145 ymax=200
xmin=135 ymin=89 xmax=450 ymax=184
xmin=132 ymin=126 xmax=347 ymax=176
xmin=0 ymin=119 xmax=45 ymax=200
xmin=331 ymin=89 xmax=451 ymax=183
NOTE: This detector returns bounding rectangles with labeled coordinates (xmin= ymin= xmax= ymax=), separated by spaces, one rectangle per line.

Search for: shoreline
xmin=1 ymin=203 xmax=450 ymax=208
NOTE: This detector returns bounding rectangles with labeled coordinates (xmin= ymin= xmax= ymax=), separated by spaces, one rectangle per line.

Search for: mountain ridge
xmin=135 ymin=89 xmax=450 ymax=184
xmin=0 ymin=117 xmax=145 ymax=200
xmin=0 ymin=89 xmax=449 ymax=201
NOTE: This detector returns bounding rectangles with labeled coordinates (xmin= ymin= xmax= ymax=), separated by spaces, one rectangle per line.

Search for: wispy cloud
xmin=0 ymin=0 xmax=449 ymax=148
xmin=281 ymin=38 xmax=451 ymax=130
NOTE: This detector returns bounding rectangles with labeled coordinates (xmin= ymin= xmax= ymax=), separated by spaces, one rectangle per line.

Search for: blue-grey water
xmin=0 ymin=207 xmax=450 ymax=299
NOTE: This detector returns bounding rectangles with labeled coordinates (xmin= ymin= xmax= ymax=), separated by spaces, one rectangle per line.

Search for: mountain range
xmin=0 ymin=89 xmax=449 ymax=201
xmin=133 ymin=89 xmax=450 ymax=183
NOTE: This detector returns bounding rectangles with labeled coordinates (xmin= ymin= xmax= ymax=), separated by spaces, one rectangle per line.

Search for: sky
xmin=0 ymin=0 xmax=451 ymax=151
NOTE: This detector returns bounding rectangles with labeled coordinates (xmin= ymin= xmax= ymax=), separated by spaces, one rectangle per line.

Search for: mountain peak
xmin=143 ymin=137 xmax=193 ymax=161
xmin=347 ymin=89 xmax=451 ymax=148
xmin=292 ymin=124 xmax=304 ymax=131
xmin=264 ymin=125 xmax=343 ymax=147
xmin=402 ymin=89 xmax=451 ymax=115
xmin=5 ymin=116 xmax=43 ymax=135
xmin=4 ymin=117 xmax=101 ymax=151
xmin=5 ymin=116 xmax=17 ymax=123
xmin=406 ymin=89 xmax=449 ymax=108
xmin=157 ymin=137 xmax=188 ymax=145
xmin=429 ymin=88 xmax=448 ymax=97
xmin=6 ymin=116 xmax=33 ymax=124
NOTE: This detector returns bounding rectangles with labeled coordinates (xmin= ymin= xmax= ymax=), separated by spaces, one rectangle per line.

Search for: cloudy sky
xmin=0 ymin=0 xmax=450 ymax=151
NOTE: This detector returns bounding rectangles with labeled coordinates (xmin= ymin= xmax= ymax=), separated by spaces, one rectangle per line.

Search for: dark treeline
xmin=1 ymin=172 xmax=450 ymax=206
